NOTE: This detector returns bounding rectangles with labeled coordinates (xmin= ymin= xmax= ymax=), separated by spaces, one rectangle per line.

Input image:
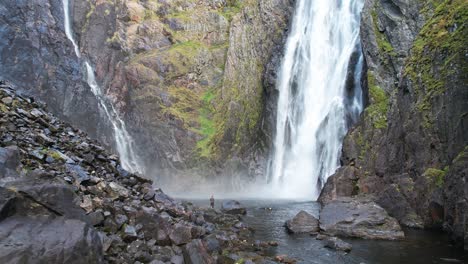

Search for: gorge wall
xmin=0 ymin=0 xmax=293 ymax=184
xmin=321 ymin=0 xmax=467 ymax=250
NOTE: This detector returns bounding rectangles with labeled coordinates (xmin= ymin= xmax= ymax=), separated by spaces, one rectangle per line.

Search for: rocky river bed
xmin=188 ymin=199 xmax=466 ymax=264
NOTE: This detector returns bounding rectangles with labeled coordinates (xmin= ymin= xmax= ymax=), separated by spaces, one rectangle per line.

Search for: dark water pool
xmin=186 ymin=199 xmax=466 ymax=264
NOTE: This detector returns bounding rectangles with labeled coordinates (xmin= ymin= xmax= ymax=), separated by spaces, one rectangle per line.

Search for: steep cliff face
xmin=322 ymin=0 xmax=467 ymax=249
xmin=0 ymin=0 xmax=102 ymax=138
xmin=0 ymin=0 xmax=293 ymax=182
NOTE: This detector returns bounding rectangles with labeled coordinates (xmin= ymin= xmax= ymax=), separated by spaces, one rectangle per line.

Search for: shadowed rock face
xmin=320 ymin=0 xmax=468 ymax=249
xmin=319 ymin=197 xmax=404 ymax=240
xmin=0 ymin=0 xmax=102 ymax=139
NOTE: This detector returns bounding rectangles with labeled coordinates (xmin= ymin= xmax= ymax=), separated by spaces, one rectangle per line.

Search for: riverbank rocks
xmin=0 ymin=85 xmax=279 ymax=263
xmin=319 ymin=197 xmax=404 ymax=240
xmin=221 ymin=200 xmax=247 ymax=215
xmin=285 ymin=211 xmax=319 ymax=234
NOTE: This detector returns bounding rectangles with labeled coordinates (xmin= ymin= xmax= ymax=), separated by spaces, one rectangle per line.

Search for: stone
xmin=323 ymin=236 xmax=352 ymax=252
xmin=0 ymin=146 xmax=21 ymax=179
xmin=109 ymin=182 xmax=130 ymax=198
xmin=285 ymin=211 xmax=319 ymax=234
xmin=170 ymin=255 xmax=184 ymax=264
xmin=169 ymin=223 xmax=192 ymax=246
xmin=66 ymin=164 xmax=90 ymax=184
xmin=182 ymin=239 xmax=214 ymax=264
xmin=123 ymin=225 xmax=138 ymax=242
xmin=88 ymin=211 xmax=105 ymax=226
xmin=1 ymin=97 xmax=12 ymax=105
xmin=221 ymin=200 xmax=246 ymax=215
xmin=319 ymin=197 xmax=405 ymax=240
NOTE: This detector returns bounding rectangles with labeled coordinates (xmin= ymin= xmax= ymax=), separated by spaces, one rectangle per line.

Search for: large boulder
xmin=221 ymin=200 xmax=246 ymax=215
xmin=285 ymin=211 xmax=319 ymax=234
xmin=320 ymin=197 xmax=404 ymax=240
xmin=0 ymin=216 xmax=103 ymax=264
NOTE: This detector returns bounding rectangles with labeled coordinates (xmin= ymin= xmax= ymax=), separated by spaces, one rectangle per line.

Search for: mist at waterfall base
xmin=164 ymin=0 xmax=365 ymax=200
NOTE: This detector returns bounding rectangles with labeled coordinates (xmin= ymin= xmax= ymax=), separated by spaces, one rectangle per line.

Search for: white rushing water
xmin=62 ymin=0 xmax=143 ymax=174
xmin=269 ymin=0 xmax=364 ymax=199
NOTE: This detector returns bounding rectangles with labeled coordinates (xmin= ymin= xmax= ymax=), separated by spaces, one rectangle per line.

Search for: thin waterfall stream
xmin=62 ymin=0 xmax=142 ymax=174
xmin=269 ymin=0 xmax=364 ymax=199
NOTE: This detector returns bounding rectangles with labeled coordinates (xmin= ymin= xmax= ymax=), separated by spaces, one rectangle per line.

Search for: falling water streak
xmin=62 ymin=0 xmax=80 ymax=58
xmin=62 ymin=0 xmax=142 ymax=174
xmin=269 ymin=0 xmax=365 ymax=199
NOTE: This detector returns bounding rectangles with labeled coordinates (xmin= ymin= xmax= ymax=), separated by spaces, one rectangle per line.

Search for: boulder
xmin=0 ymin=216 xmax=103 ymax=264
xmin=319 ymin=197 xmax=404 ymax=240
xmin=183 ymin=239 xmax=214 ymax=264
xmin=170 ymin=223 xmax=192 ymax=245
xmin=285 ymin=211 xmax=319 ymax=234
xmin=221 ymin=200 xmax=246 ymax=215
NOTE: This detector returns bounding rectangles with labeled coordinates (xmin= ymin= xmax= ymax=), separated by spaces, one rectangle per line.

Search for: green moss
xmin=365 ymin=72 xmax=389 ymax=129
xmin=219 ymin=1 xmax=244 ymax=22
xmin=371 ymin=7 xmax=396 ymax=57
xmin=405 ymin=0 xmax=468 ymax=128
xmin=196 ymin=90 xmax=216 ymax=158
xmin=163 ymin=86 xmax=201 ymax=127
xmin=47 ymin=150 xmax=64 ymax=161
xmin=0 ymin=103 xmax=8 ymax=112
xmin=424 ymin=168 xmax=447 ymax=187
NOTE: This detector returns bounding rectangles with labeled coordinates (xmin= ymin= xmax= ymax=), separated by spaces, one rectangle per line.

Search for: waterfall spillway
xmin=269 ymin=0 xmax=364 ymax=199
xmin=62 ymin=0 xmax=142 ymax=174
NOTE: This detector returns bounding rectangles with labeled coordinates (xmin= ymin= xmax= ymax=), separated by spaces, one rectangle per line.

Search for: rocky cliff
xmin=0 ymin=0 xmax=294 ymax=185
xmin=321 ymin=0 xmax=467 ymax=250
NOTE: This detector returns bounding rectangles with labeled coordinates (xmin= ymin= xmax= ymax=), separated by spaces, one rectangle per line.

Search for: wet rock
xmin=221 ymin=200 xmax=246 ymax=215
xmin=285 ymin=211 xmax=319 ymax=234
xmin=320 ymin=197 xmax=404 ymax=240
xmin=183 ymin=239 xmax=214 ymax=264
xmin=0 ymin=217 xmax=103 ymax=263
xmin=323 ymin=236 xmax=352 ymax=252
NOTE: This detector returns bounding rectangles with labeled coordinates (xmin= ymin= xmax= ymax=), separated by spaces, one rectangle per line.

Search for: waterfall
xmin=269 ymin=0 xmax=364 ymax=199
xmin=62 ymin=0 xmax=143 ymax=174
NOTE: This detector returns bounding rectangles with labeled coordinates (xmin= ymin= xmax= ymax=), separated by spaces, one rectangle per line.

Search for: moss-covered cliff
xmin=323 ymin=0 xmax=468 ymax=250
xmin=73 ymin=0 xmax=293 ymax=182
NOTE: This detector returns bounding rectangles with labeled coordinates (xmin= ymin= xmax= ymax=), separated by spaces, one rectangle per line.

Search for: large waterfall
xmin=62 ymin=0 xmax=143 ymax=174
xmin=269 ymin=0 xmax=364 ymax=199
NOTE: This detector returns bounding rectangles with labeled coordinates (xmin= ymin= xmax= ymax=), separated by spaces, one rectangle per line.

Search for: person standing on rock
xmin=210 ymin=195 xmax=215 ymax=209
